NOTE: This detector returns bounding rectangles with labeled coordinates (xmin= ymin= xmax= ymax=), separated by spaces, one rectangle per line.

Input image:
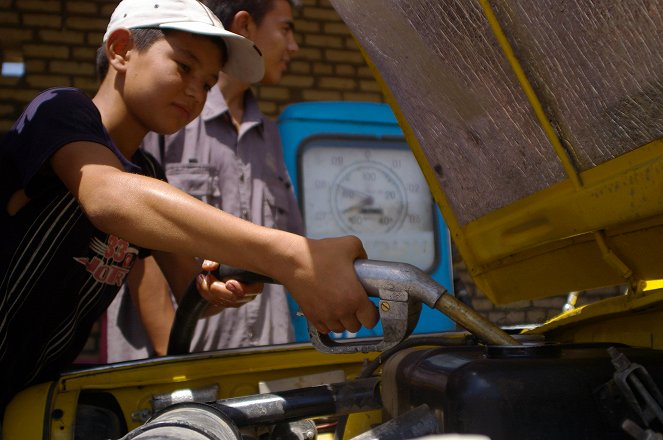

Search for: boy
xmin=0 ymin=0 xmax=378 ymax=411
xmin=108 ymin=0 xmax=306 ymax=358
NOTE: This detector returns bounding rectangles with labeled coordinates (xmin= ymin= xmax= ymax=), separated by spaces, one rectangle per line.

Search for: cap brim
xmin=161 ymin=22 xmax=265 ymax=84
xmin=219 ymin=34 xmax=265 ymax=85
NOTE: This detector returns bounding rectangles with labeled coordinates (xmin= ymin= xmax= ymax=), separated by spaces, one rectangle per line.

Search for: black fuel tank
xmin=381 ymin=343 xmax=663 ymax=440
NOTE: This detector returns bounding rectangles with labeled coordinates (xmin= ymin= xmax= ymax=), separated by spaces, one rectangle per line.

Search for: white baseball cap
xmin=103 ymin=0 xmax=264 ymax=83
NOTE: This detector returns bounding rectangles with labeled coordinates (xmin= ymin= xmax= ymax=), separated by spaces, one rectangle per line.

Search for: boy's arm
xmin=127 ymin=256 xmax=175 ymax=357
xmin=129 ymin=252 xmax=260 ymax=357
xmin=51 ymin=141 xmax=379 ymax=334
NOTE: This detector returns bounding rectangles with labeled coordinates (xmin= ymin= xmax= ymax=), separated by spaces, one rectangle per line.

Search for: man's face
xmin=249 ymin=0 xmax=299 ymax=85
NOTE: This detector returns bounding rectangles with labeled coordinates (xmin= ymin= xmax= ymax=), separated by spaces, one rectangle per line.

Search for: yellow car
xmin=5 ymin=1 xmax=663 ymax=439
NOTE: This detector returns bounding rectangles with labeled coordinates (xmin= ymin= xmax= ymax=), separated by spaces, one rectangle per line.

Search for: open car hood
xmin=330 ymin=0 xmax=663 ymax=304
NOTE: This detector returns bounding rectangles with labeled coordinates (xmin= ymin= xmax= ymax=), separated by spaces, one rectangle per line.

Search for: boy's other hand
xmin=196 ymin=260 xmax=263 ymax=315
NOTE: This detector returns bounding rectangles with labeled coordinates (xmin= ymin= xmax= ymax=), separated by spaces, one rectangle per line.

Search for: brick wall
xmin=0 ymin=0 xmax=384 ymax=131
xmin=0 ymin=0 xmax=109 ymax=132
xmin=255 ymin=0 xmax=385 ymax=116
xmin=0 ymin=0 xmax=617 ymax=360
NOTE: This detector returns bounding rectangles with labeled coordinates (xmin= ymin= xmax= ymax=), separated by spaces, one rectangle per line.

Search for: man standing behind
xmin=106 ymin=0 xmax=304 ymax=358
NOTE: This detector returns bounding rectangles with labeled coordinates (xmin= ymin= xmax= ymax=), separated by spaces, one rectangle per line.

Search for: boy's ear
xmin=230 ymin=10 xmax=254 ymax=38
xmin=105 ymin=28 xmax=134 ymax=73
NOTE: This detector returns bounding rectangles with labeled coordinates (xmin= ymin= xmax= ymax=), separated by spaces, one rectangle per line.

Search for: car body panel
xmin=3 ymin=344 xmax=378 ymax=438
xmin=278 ymin=101 xmax=455 ymax=338
xmin=330 ymin=0 xmax=663 ymax=305
xmin=6 ymin=2 xmax=663 ymax=438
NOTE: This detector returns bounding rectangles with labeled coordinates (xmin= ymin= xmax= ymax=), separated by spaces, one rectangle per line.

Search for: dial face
xmin=300 ymin=139 xmax=437 ymax=271
xmin=332 ymin=162 xmax=407 ymax=234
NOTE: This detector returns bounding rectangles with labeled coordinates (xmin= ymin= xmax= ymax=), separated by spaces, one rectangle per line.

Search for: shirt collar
xmin=201 ymin=86 xmax=265 ymax=131
xmin=201 ymin=85 xmax=227 ymax=121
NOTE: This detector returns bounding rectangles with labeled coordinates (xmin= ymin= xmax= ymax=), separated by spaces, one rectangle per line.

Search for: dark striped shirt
xmin=0 ymin=88 xmax=163 ymax=410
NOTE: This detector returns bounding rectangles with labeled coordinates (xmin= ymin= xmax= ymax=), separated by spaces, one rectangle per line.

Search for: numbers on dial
xmin=300 ymin=141 xmax=437 ymax=271
xmin=332 ymin=162 xmax=407 ymax=234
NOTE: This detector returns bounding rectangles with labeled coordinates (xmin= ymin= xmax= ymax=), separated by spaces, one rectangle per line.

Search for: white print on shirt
xmin=74 ymin=235 xmax=138 ymax=287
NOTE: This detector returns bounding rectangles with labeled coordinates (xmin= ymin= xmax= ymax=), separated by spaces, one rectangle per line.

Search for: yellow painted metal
xmin=593 ymin=230 xmax=634 ymax=281
xmin=3 ymin=382 xmax=52 ymax=439
xmin=352 ymin=15 xmax=663 ymax=305
xmin=361 ymin=63 xmax=663 ymax=304
xmin=461 ymin=140 xmax=663 ymax=302
xmin=51 ymin=390 xmax=79 ymax=440
xmin=526 ymin=284 xmax=663 ymax=347
xmin=7 ymin=344 xmax=380 ymax=439
xmin=343 ymin=410 xmax=383 ymax=439
xmin=645 ymin=280 xmax=663 ymax=291
xmin=463 ymin=139 xmax=663 ymax=262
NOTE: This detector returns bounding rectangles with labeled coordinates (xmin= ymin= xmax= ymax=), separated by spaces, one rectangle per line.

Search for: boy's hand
xmin=196 ymin=260 xmax=263 ymax=315
xmin=284 ymin=236 xmax=379 ymax=335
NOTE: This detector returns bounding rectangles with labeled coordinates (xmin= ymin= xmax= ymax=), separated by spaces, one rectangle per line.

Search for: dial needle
xmin=342 ymin=195 xmax=376 ymax=214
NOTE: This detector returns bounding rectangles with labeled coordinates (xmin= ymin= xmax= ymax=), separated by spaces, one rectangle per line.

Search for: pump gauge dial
xmin=332 ymin=162 xmax=407 ymax=234
xmin=300 ymin=139 xmax=436 ymax=271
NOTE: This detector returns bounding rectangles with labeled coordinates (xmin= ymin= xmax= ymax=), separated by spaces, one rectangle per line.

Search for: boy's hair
xmin=203 ymin=0 xmax=301 ymax=29
xmin=96 ymin=28 xmax=227 ymax=81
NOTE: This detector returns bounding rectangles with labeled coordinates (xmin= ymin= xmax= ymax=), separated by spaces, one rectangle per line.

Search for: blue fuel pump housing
xmin=277 ymin=101 xmax=455 ymax=341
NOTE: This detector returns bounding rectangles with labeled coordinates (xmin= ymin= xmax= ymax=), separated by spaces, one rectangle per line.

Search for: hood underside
xmin=330 ymin=0 xmax=663 ymax=304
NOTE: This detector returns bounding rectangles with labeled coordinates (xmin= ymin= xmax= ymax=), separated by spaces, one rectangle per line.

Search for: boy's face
xmin=123 ymin=30 xmax=222 ymax=134
xmin=250 ymin=0 xmax=299 ymax=85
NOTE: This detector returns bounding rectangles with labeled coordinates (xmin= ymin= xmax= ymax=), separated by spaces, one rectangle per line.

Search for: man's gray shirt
xmin=109 ymin=86 xmax=303 ymax=355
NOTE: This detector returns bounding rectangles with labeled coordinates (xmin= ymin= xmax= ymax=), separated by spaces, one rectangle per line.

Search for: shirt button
xmin=240 ymin=174 xmax=245 ymax=183
xmin=241 ymin=209 xmax=249 ymax=220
